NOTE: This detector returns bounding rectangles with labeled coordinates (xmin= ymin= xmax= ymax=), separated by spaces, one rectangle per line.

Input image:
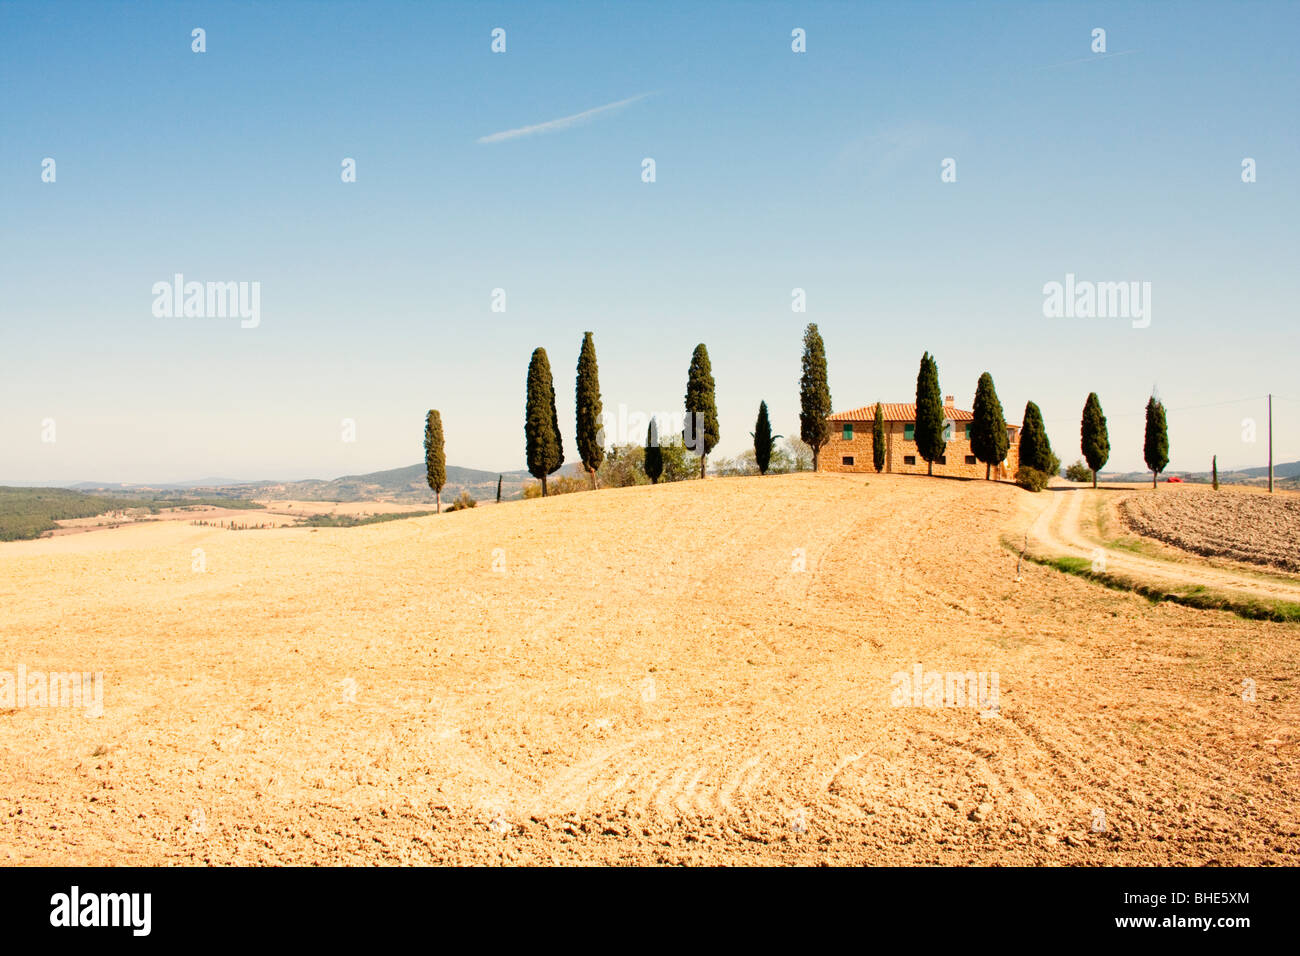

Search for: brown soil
xmin=1121 ymin=483 xmax=1300 ymax=573
xmin=1 ymin=473 xmax=1296 ymax=865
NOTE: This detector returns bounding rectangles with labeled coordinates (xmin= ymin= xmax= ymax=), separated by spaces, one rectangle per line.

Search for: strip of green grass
xmin=1009 ymin=541 xmax=1300 ymax=623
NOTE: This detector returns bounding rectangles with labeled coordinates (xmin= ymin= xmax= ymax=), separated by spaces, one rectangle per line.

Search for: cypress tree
xmin=1019 ymin=401 xmax=1056 ymax=475
xmin=752 ymin=401 xmax=775 ymax=475
xmin=574 ymin=331 xmax=604 ymax=489
xmin=496 ymin=474 xmax=502 ymax=503
xmin=423 ymin=409 xmax=446 ymax=513
xmin=645 ymin=418 xmax=664 ymax=484
xmin=1144 ymin=396 xmax=1169 ymax=488
xmin=799 ymin=323 xmax=833 ymax=472
xmin=970 ymin=372 xmax=1009 ymax=480
xmin=525 ymin=347 xmax=564 ymax=496
xmin=683 ymin=343 xmax=720 ymax=478
xmin=1212 ymin=455 xmax=1219 ymax=491
xmin=872 ymin=402 xmax=886 ymax=472
xmin=914 ymin=352 xmax=946 ymax=475
xmin=1080 ymin=392 xmax=1110 ymax=489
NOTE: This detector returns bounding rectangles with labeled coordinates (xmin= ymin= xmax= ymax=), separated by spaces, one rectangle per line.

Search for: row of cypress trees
xmin=847 ymin=346 xmax=1171 ymax=488
xmin=523 ymin=331 xmax=612 ymax=497
xmin=427 ymin=329 xmax=1173 ymax=505
xmin=1023 ymin=391 xmax=1169 ymax=489
xmin=422 ymin=331 xmax=612 ymax=507
xmin=916 ymin=354 xmax=1027 ymax=480
xmin=523 ymin=335 xmax=722 ymax=495
xmin=522 ymin=331 xmax=824 ymax=491
xmin=522 ymin=340 xmax=591 ymax=497
xmin=808 ymin=344 xmax=1169 ymax=489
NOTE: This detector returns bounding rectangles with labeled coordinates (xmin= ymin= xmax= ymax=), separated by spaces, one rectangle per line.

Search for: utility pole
xmin=1268 ymin=394 xmax=1274 ymax=493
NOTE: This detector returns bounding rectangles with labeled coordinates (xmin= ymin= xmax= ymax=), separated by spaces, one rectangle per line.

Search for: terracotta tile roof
xmin=828 ymin=402 xmax=975 ymax=423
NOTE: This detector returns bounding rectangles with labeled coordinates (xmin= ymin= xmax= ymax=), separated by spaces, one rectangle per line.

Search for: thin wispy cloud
xmin=1033 ymin=50 xmax=1140 ymax=71
xmin=476 ymin=92 xmax=655 ymax=144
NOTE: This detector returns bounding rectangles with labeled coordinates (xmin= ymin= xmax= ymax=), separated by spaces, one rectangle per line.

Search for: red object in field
xmin=1166 ymin=476 xmax=1184 ymax=483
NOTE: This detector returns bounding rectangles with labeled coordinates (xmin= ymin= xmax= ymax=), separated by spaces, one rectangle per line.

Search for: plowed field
xmin=1122 ymin=483 xmax=1300 ymax=573
xmin=1 ymin=473 xmax=1296 ymax=864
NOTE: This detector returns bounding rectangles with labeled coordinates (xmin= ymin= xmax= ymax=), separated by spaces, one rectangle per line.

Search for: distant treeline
xmin=0 ymin=487 xmax=263 ymax=541
xmin=298 ymin=510 xmax=440 ymax=528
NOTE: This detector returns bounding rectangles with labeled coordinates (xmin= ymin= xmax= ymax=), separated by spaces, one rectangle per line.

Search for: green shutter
xmin=842 ymin=424 xmax=853 ymax=441
xmin=904 ymin=424 xmax=915 ymax=441
xmin=965 ymin=423 xmax=973 ymax=440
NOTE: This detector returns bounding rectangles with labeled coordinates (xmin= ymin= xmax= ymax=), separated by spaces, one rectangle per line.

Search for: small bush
xmin=1064 ymin=459 xmax=1091 ymax=483
xmin=447 ymin=490 xmax=477 ymax=511
xmin=712 ymin=452 xmax=761 ymax=477
xmin=1015 ymin=466 xmax=1051 ymax=492
xmin=521 ymin=474 xmax=588 ymax=498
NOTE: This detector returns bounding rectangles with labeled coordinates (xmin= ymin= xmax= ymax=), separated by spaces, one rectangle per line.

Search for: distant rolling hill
xmin=1098 ymin=460 xmax=1300 ymax=488
xmin=33 ymin=463 xmax=545 ymax=503
xmin=0 ymin=462 xmax=538 ymax=541
xmin=65 ymin=477 xmax=257 ymax=491
xmin=1235 ymin=461 xmax=1300 ymax=479
xmin=32 ymin=463 xmax=543 ymax=502
xmin=237 ymin=463 xmax=537 ymax=503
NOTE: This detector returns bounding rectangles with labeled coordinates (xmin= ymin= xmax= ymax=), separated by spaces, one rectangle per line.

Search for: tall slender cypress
xmin=872 ymin=402 xmax=886 ymax=472
xmin=1144 ymin=396 xmax=1169 ymax=488
xmin=914 ymin=352 xmax=946 ymax=475
xmin=683 ymin=343 xmax=720 ymax=478
xmin=1080 ymin=392 xmax=1110 ymax=489
xmin=645 ymin=418 xmax=664 ymax=484
xmin=574 ymin=332 xmax=604 ymax=489
xmin=970 ymin=373 xmax=1010 ymax=480
xmin=799 ymin=324 xmax=833 ymax=472
xmin=752 ymin=401 xmax=775 ymax=475
xmin=423 ymin=409 xmax=446 ymax=513
xmin=1019 ymin=401 xmax=1055 ymax=474
xmin=525 ymin=347 xmax=564 ymax=496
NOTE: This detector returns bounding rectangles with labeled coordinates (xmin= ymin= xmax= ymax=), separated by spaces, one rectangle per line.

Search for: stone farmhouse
xmin=817 ymin=396 xmax=1021 ymax=478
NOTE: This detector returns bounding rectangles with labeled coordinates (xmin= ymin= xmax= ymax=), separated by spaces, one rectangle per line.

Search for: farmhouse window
xmin=904 ymin=424 xmax=915 ymax=440
xmin=936 ymin=455 xmax=947 ymax=465
xmin=904 ymin=455 xmax=916 ymax=465
xmin=965 ymin=455 xmax=977 ymax=464
xmin=842 ymin=424 xmax=853 ymax=441
xmin=842 ymin=456 xmax=854 ymax=466
xmin=965 ymin=424 xmax=973 ymax=440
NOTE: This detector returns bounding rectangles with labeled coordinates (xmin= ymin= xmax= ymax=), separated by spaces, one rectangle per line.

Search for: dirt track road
xmin=1027 ymin=485 xmax=1300 ymax=605
xmin=1 ymin=473 xmax=1296 ymax=865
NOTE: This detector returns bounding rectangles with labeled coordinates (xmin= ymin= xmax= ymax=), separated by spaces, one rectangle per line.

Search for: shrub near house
xmin=1065 ymin=460 xmax=1092 ymax=483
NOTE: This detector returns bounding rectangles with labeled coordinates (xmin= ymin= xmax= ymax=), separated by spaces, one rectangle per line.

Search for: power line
xmin=1164 ymin=396 xmax=1269 ymax=414
xmin=1103 ymin=395 xmax=1269 ymax=418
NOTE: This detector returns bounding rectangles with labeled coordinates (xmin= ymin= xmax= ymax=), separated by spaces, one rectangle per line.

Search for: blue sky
xmin=2 ymin=0 xmax=1297 ymax=482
